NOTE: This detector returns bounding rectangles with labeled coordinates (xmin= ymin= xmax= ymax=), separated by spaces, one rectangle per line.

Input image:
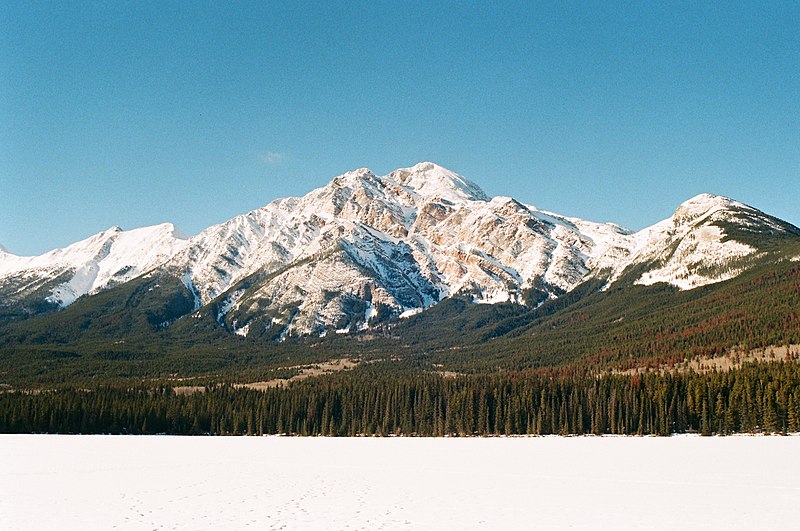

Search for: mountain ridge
xmin=2 ymin=163 xmax=798 ymax=338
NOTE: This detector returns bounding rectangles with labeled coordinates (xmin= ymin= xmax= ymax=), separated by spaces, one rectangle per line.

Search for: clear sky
xmin=1 ymin=1 xmax=798 ymax=255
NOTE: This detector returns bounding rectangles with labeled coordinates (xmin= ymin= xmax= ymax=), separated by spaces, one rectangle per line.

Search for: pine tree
xmin=715 ymin=393 xmax=726 ymax=435
xmin=789 ymin=395 xmax=799 ymax=434
xmin=701 ymin=400 xmax=711 ymax=436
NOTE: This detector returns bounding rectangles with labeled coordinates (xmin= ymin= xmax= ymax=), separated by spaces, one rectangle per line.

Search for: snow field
xmin=1 ymin=435 xmax=799 ymax=530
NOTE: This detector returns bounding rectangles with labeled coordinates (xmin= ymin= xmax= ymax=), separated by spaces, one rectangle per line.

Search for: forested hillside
xmin=3 ymin=362 xmax=798 ymax=436
xmin=2 ymin=242 xmax=800 ymax=435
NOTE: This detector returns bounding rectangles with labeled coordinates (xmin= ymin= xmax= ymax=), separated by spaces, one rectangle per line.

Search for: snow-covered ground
xmin=1 ymin=435 xmax=798 ymax=530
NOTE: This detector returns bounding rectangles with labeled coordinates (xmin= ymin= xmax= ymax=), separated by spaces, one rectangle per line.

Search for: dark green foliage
xmin=2 ymin=254 xmax=800 ymax=388
xmin=425 ymin=257 xmax=800 ymax=372
xmin=0 ymin=272 xmax=195 ymax=345
xmin=714 ymin=214 xmax=800 ymax=249
xmin=0 ymin=271 xmax=71 ymax=324
xmin=2 ymin=362 xmax=797 ymax=436
xmin=2 ymin=241 xmax=800 ymax=436
xmin=391 ymin=296 xmax=531 ymax=346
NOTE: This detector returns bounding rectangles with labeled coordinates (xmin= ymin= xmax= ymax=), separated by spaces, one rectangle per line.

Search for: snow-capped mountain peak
xmin=329 ymin=167 xmax=377 ymax=187
xmin=608 ymin=193 xmax=776 ymax=290
xmin=672 ymin=193 xmax=746 ymax=226
xmin=387 ymin=162 xmax=489 ymax=203
xmin=0 ymin=222 xmax=189 ymax=307
xmin=3 ymin=164 xmax=798 ymax=340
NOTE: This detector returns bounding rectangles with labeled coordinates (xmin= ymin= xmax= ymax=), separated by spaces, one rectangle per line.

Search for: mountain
xmin=161 ymin=162 xmax=637 ymax=338
xmin=2 ymin=163 xmax=799 ymax=341
xmin=0 ymin=224 xmax=188 ymax=315
xmin=592 ymin=193 xmax=800 ymax=289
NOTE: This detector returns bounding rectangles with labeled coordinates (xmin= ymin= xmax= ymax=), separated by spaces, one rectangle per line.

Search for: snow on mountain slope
xmin=0 ymin=246 xmax=15 ymax=270
xmin=593 ymin=193 xmax=774 ymax=290
xmin=3 ymin=164 xmax=797 ymax=337
xmin=406 ymin=196 xmax=587 ymax=302
xmin=168 ymin=165 xmax=435 ymax=298
xmin=388 ymin=162 xmax=489 ymax=203
xmin=223 ymin=230 xmax=443 ymax=338
xmin=167 ymin=163 xmax=638 ymax=336
xmin=0 ymin=224 xmax=188 ymax=307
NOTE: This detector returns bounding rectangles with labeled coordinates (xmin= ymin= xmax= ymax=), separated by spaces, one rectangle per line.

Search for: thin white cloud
xmin=259 ymin=151 xmax=288 ymax=165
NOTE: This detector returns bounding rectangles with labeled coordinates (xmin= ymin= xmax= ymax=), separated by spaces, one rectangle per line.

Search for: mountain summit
xmin=387 ymin=162 xmax=489 ymax=202
xmin=0 ymin=223 xmax=188 ymax=308
xmin=2 ymin=163 xmax=798 ymax=339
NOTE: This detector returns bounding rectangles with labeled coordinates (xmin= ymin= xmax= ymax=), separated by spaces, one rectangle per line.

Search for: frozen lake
xmin=1 ymin=435 xmax=798 ymax=530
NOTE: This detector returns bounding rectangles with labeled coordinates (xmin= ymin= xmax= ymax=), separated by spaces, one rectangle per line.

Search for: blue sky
xmin=1 ymin=1 xmax=798 ymax=255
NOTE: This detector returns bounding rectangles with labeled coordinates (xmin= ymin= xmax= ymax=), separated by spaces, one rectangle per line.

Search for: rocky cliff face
xmin=162 ymin=162 xmax=633 ymax=337
xmin=3 ymin=163 xmax=797 ymax=338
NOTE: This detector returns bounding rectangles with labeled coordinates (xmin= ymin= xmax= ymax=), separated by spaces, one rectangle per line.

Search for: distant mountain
xmin=592 ymin=193 xmax=800 ymax=289
xmin=0 ymin=224 xmax=188 ymax=312
xmin=2 ymin=162 xmax=799 ymax=340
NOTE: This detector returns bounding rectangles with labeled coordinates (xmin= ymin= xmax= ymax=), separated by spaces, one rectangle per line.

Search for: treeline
xmin=2 ymin=362 xmax=799 ymax=436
